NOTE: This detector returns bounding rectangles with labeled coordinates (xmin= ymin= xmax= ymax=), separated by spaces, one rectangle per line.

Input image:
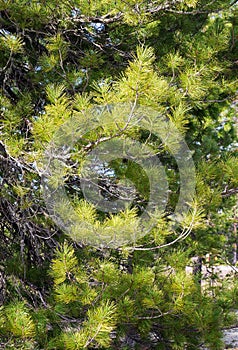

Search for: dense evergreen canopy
xmin=0 ymin=0 xmax=238 ymax=349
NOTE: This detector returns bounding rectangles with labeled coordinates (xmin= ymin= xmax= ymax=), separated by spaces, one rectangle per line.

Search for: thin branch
xmin=164 ymin=9 xmax=219 ymax=15
xmin=221 ymin=188 xmax=238 ymax=198
xmin=126 ymin=204 xmax=199 ymax=251
xmin=137 ymin=310 xmax=173 ymax=320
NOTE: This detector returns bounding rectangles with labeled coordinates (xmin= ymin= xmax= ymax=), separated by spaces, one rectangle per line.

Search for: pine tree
xmin=0 ymin=1 xmax=238 ymax=349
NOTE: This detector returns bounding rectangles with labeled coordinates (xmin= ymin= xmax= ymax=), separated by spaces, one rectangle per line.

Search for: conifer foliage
xmin=0 ymin=0 xmax=238 ymax=349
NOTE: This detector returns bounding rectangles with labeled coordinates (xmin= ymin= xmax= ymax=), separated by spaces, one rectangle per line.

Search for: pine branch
xmin=57 ymin=0 xmax=232 ymax=26
xmin=126 ymin=204 xmax=201 ymax=251
xmin=62 ymin=12 xmax=123 ymax=25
